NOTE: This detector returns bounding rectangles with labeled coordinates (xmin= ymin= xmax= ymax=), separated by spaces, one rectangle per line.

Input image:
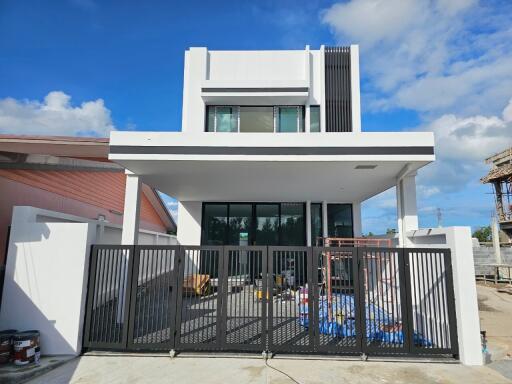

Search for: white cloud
xmin=418 ymin=98 xmax=512 ymax=192
xmin=322 ymin=0 xmax=512 ymax=116
xmin=0 ymin=91 xmax=116 ymax=137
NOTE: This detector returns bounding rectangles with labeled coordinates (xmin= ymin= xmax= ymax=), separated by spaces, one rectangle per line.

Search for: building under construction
xmin=481 ymin=147 xmax=512 ymax=242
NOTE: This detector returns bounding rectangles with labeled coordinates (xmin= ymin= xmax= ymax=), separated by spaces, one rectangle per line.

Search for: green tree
xmin=472 ymin=226 xmax=491 ymax=243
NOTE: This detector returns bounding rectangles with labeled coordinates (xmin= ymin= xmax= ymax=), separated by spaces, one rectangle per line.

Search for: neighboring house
xmin=0 ymin=134 xmax=176 ymax=268
xmin=109 ymin=46 xmax=433 ymax=248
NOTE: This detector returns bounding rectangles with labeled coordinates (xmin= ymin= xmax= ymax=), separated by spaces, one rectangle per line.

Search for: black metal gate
xmin=83 ymin=245 xmax=458 ymax=358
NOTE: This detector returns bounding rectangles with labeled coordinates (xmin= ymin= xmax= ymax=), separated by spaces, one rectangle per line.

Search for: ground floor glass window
xmin=327 ymin=204 xmax=354 ymax=238
xmin=201 ymin=202 xmax=306 ymax=246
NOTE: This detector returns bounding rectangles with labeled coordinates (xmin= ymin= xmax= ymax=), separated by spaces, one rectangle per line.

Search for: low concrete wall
xmin=0 ymin=206 xmax=176 ymax=356
xmin=473 ymin=247 xmax=512 ymax=275
xmin=407 ymin=227 xmax=483 ymax=366
xmin=0 ymin=207 xmax=94 ymax=355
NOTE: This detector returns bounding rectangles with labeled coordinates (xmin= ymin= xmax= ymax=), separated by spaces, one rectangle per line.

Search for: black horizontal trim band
xmin=110 ymin=145 xmax=434 ymax=156
xmin=201 ymin=87 xmax=309 ymax=93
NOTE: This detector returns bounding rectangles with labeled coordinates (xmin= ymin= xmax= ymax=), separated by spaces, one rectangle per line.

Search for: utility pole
xmin=436 ymin=208 xmax=442 ymax=228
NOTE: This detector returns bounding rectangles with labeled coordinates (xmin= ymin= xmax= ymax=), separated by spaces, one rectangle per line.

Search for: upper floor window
xmin=240 ymin=106 xmax=274 ymax=132
xmin=276 ymin=106 xmax=304 ymax=132
xmin=206 ymin=106 xmax=238 ymax=132
xmin=206 ymin=105 xmax=304 ymax=133
xmin=310 ymin=105 xmax=320 ymax=132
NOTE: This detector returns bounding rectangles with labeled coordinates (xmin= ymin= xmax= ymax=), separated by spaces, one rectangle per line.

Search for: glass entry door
xmin=254 ymin=204 xmax=279 ymax=245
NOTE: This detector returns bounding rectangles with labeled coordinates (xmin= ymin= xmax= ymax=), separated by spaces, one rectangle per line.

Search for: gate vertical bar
xmin=267 ymin=247 xmax=274 ymax=353
xmin=220 ymin=246 xmax=229 ymax=350
xmin=353 ymin=247 xmax=363 ymax=353
xmin=173 ymin=246 xmax=185 ymax=349
xmin=402 ymin=249 xmax=415 ymax=353
xmin=126 ymin=246 xmax=140 ymax=348
xmin=306 ymin=247 xmax=315 ymax=351
xmin=357 ymin=247 xmax=369 ymax=352
xmin=120 ymin=246 xmax=135 ymax=349
xmin=444 ymin=250 xmax=459 ymax=356
xmin=82 ymin=245 xmax=99 ymax=349
xmin=262 ymin=246 xmax=268 ymax=353
xmin=399 ymin=248 xmax=413 ymax=353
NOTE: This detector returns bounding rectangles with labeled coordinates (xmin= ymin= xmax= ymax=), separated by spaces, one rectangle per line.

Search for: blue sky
xmin=1 ymin=0 xmax=511 ymax=233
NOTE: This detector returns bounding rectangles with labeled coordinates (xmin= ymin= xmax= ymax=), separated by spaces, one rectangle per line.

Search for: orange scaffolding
xmin=317 ymin=237 xmax=393 ymax=321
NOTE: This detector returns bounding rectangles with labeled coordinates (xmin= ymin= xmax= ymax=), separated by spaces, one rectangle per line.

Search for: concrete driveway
xmin=21 ymin=283 xmax=512 ymax=384
xmin=478 ymin=283 xmax=512 ymax=360
xmin=26 ymin=354 xmax=512 ymax=384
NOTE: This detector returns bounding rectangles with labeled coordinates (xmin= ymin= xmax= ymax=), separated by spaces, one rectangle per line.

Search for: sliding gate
xmin=83 ymin=245 xmax=458 ymax=357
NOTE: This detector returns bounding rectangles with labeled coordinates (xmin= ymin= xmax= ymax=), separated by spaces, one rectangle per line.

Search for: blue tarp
xmin=298 ymin=294 xmax=430 ymax=345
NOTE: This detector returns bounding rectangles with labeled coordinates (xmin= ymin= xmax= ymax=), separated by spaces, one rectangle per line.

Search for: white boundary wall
xmin=0 ymin=206 xmax=176 ymax=356
xmin=407 ymin=227 xmax=483 ymax=366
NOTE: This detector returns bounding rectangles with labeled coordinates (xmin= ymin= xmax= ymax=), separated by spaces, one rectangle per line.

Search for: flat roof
xmin=109 ymin=132 xmax=435 ymax=202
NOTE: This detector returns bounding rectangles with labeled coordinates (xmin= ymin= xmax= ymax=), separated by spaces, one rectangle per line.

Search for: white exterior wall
xmin=177 ymin=201 xmax=202 ymax=245
xmin=182 ymin=47 xmax=327 ymax=133
xmin=0 ymin=206 xmax=176 ymax=356
xmin=350 ymin=45 xmax=361 ymax=133
xmin=407 ymin=227 xmax=483 ymax=366
xmin=397 ymin=173 xmax=419 ymax=246
xmin=0 ymin=207 xmax=94 ymax=355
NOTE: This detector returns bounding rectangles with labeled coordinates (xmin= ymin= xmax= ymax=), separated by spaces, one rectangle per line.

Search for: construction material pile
xmin=297 ymin=291 xmax=430 ymax=346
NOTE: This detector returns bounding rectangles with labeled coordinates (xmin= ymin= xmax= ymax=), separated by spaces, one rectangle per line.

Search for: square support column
xmin=306 ymin=201 xmax=312 ymax=246
xmin=396 ymin=173 xmax=418 ymax=246
xmin=322 ymin=201 xmax=328 ymax=238
xmin=121 ymin=172 xmax=141 ymax=245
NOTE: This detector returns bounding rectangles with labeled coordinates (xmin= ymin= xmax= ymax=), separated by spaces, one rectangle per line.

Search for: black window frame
xmin=201 ymin=202 xmax=306 ymax=246
xmin=327 ymin=203 xmax=354 ymax=238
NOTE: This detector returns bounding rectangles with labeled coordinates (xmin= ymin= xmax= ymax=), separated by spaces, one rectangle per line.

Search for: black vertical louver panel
xmin=325 ymin=46 xmax=352 ymax=132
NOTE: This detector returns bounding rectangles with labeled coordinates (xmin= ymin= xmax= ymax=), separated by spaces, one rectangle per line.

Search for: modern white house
xmin=103 ymin=46 xmax=481 ymax=365
xmin=110 ymin=45 xmax=431 ymax=249
xmin=0 ymin=45 xmax=483 ymax=367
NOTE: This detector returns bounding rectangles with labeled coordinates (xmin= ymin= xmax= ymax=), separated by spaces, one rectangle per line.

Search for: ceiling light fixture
xmin=355 ymin=164 xmax=377 ymax=169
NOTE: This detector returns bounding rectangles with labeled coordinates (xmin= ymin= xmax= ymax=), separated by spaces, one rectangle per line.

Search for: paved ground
xmin=24 ymin=354 xmax=512 ymax=384
xmin=477 ymin=283 xmax=512 ymax=360
xmin=0 ymin=356 xmax=74 ymax=384
xmin=13 ymin=283 xmax=512 ymax=384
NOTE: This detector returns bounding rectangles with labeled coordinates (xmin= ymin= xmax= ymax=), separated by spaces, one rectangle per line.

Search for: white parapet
xmin=407 ymin=226 xmax=483 ymax=365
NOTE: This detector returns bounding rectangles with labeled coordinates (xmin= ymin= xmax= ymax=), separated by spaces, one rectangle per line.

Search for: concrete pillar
xmin=396 ymin=173 xmax=418 ymax=246
xmin=322 ymin=201 xmax=328 ymax=239
xmin=306 ymin=201 xmax=312 ymax=246
xmin=177 ymin=201 xmax=202 ymax=246
xmin=121 ymin=172 xmax=141 ymax=245
xmin=492 ymin=216 xmax=502 ymax=265
xmin=445 ymin=227 xmax=483 ymax=365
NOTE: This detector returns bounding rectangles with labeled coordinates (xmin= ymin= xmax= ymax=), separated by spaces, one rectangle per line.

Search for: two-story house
xmin=109 ymin=45 xmax=434 ymax=248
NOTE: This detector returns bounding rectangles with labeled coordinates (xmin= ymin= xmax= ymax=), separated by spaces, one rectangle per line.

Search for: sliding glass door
xmin=201 ymin=202 xmax=306 ymax=246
